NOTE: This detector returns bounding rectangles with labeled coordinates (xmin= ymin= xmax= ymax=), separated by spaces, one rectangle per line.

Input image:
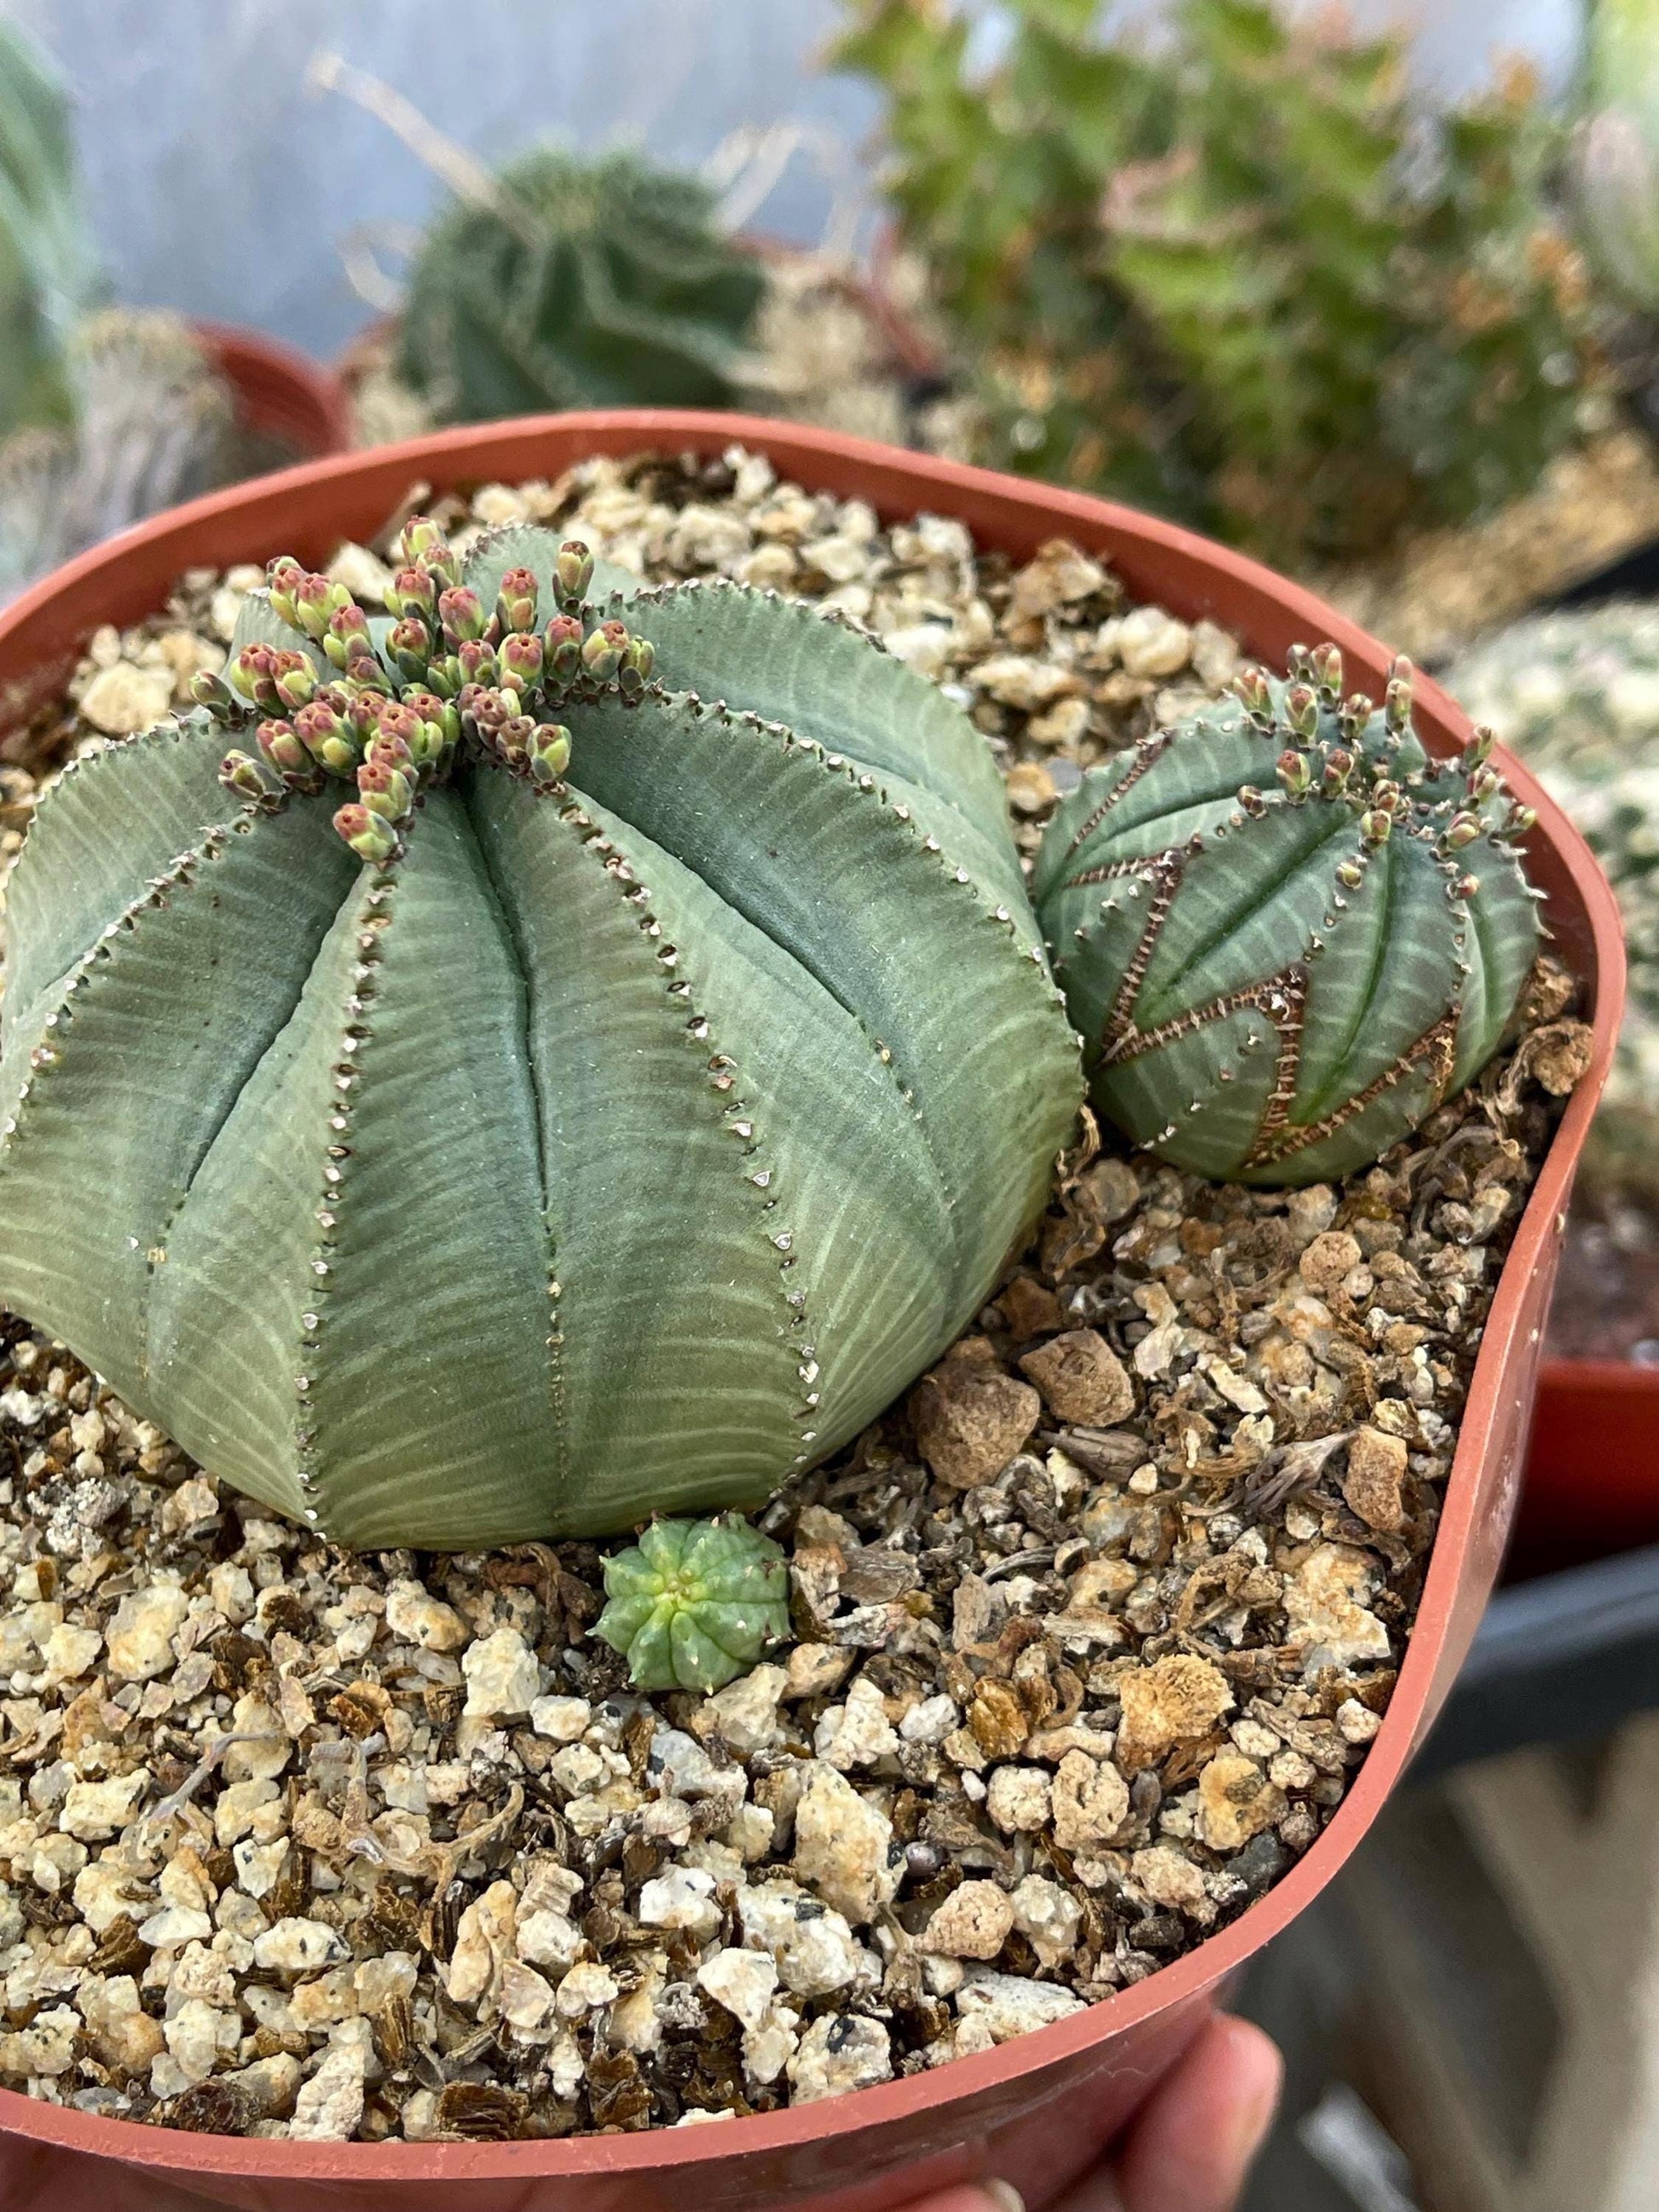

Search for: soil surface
xmin=0 ymin=450 xmax=1587 ymax=2143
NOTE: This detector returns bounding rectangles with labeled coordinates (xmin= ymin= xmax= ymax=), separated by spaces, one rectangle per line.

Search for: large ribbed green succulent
xmin=0 ymin=520 xmax=1080 ymax=1547
xmin=1033 ymin=646 xmax=1541 ymax=1185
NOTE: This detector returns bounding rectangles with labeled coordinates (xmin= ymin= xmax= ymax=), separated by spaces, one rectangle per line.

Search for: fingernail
xmin=983 ymin=2184 xmax=1026 ymax=2212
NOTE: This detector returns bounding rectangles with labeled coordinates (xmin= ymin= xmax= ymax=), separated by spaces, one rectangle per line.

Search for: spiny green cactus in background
xmin=1033 ymin=647 xmax=1541 ymax=1185
xmin=1448 ymin=602 xmax=1659 ymax=1112
xmin=0 ymin=310 xmax=231 ymax=606
xmin=0 ymin=518 xmax=1080 ymax=1548
xmin=397 ymin=147 xmax=766 ymax=423
xmin=1573 ymin=0 xmax=1659 ymax=313
xmin=0 ymin=20 xmax=101 ymax=436
xmin=835 ymin=0 xmax=1600 ymax=566
xmin=597 ymin=1517 xmax=791 ymax=1691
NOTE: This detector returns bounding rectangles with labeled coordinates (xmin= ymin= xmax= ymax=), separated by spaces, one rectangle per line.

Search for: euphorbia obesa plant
xmin=1034 ymin=647 xmax=1541 ymax=1183
xmin=0 ymin=520 xmax=1081 ymax=1546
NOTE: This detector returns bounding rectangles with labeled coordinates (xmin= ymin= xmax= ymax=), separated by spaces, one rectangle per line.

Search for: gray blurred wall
xmin=0 ymin=0 xmax=1584 ymax=363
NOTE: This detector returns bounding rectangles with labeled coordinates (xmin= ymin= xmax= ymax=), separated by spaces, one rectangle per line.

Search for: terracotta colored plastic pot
xmin=1515 ymin=1361 xmax=1659 ymax=1577
xmin=191 ymin=319 xmax=354 ymax=467
xmin=0 ymin=413 xmax=1625 ymax=2212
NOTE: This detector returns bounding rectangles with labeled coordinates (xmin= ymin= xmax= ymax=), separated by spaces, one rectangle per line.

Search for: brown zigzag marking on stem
xmin=1103 ymin=963 xmax=1307 ymax=1079
xmin=1246 ymin=1008 xmax=1460 ymax=1170
xmin=1057 ymin=731 xmax=1175 ymax=870
xmin=1247 ymin=967 xmax=1310 ymax=1158
xmin=1084 ymin=849 xmax=1187 ymax=1059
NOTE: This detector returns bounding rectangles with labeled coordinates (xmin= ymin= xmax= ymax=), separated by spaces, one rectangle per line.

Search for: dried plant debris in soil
xmin=0 ymin=453 xmax=1590 ymax=2141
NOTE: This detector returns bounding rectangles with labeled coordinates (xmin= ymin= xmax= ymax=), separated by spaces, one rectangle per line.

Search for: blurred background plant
xmin=834 ymin=0 xmax=1606 ymax=569
xmin=0 ymin=14 xmax=97 ymax=432
xmin=310 ymin=47 xmax=923 ymax=452
xmin=1572 ymin=0 xmax=1659 ymax=317
xmin=0 ymin=20 xmax=234 ymax=604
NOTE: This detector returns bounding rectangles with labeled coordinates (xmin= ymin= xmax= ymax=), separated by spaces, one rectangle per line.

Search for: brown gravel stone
xmin=1000 ymin=1276 xmax=1065 ymax=1340
xmin=1196 ymin=1752 xmax=1289 ymax=1851
xmin=1018 ymin=1329 xmax=1136 ymax=1425
xmin=1342 ymin=1426 xmax=1410 ymax=1533
xmin=910 ymin=1352 xmax=1042 ymax=1490
xmin=1298 ymin=1230 xmax=1363 ymax=1296
xmin=922 ymin=1879 xmax=1015 ymax=1959
xmin=967 ymin=1682 xmax=1030 ymax=1760
xmin=1116 ymin=1657 xmax=1235 ymax=1774
xmin=1051 ymin=1749 xmax=1131 ymax=1851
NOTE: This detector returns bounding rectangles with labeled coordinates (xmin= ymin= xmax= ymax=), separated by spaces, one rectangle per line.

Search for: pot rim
xmin=0 ymin=409 xmax=1625 ymax=2183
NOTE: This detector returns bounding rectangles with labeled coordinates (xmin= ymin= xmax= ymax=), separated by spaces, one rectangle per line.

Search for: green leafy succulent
xmin=597 ymin=1516 xmax=791 ymax=1692
xmin=1033 ymin=647 xmax=1541 ymax=1184
xmin=835 ymin=0 xmax=1599 ymax=566
xmin=0 ymin=518 xmax=1080 ymax=1547
xmin=398 ymin=147 xmax=766 ymax=423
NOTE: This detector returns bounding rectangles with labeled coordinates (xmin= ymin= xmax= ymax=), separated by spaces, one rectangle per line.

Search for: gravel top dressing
xmin=0 ymin=449 xmax=1588 ymax=2144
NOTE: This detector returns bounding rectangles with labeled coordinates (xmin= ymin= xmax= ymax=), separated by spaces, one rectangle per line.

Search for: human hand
xmin=895 ymin=2014 xmax=1282 ymax=2212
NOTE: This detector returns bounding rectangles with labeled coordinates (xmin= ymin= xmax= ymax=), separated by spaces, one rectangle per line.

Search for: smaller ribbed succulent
xmin=1034 ymin=647 xmax=1542 ymax=1184
xmin=596 ymin=1518 xmax=791 ymax=1692
xmin=398 ymin=147 xmax=766 ymax=424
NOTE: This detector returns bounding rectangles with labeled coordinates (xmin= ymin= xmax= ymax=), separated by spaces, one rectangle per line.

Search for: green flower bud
xmin=384 ymin=564 xmax=437 ymax=623
xmin=266 ymin=557 xmax=306 ymax=627
xmin=228 ymin=644 xmax=280 ymax=709
xmin=1234 ymin=666 xmax=1274 ymax=719
xmin=1309 ymin=643 xmax=1344 ymax=701
xmin=294 ymin=698 xmax=361 ymax=777
xmin=528 ymin=723 xmax=572 ymax=786
xmin=617 ymin=632 xmax=656 ymax=702
xmin=257 ymin=719 xmax=314 ymax=786
xmin=1275 ymin=748 xmax=1311 ymax=799
xmin=219 ymin=749 xmax=275 ymax=803
xmin=333 ymin=802 xmax=399 ymax=863
xmin=1283 ymin=684 xmax=1319 ymax=742
xmin=1385 ymin=659 xmax=1415 ymax=733
xmin=291 ymin=573 xmax=349 ymax=642
xmin=272 ymin=654 xmax=319 ymax=713
xmin=323 ymin=604 xmax=374 ymax=673
xmin=439 ymin=586 xmax=487 ymax=647
xmin=595 ymin=1516 xmax=791 ymax=1692
xmin=358 ymin=758 xmax=415 ymax=822
xmin=495 ymin=566 xmax=540 ymax=635
xmin=545 ymin=614 xmax=584 ymax=684
xmin=388 ymin=617 xmax=434 ymax=682
xmin=457 ymin=638 xmax=500 ymax=689
xmin=402 ymin=688 xmax=460 ymax=765
xmin=555 ymin=539 xmax=595 ymax=609
xmin=499 ymin=632 xmax=546 ymax=694
xmin=190 ymin=670 xmax=238 ymax=722
xmin=581 ymin=620 xmax=629 ymax=682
